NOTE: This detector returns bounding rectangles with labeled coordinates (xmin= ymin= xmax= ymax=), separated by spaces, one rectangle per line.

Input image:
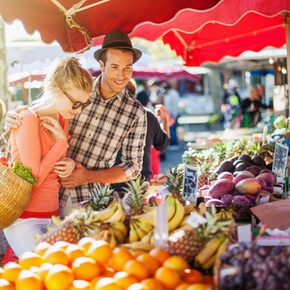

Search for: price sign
xmin=273 ymin=142 xmax=289 ymax=177
xmin=182 ymin=164 xmax=198 ymax=204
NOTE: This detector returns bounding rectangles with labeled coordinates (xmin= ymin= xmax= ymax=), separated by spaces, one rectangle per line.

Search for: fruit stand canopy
xmin=0 ymin=0 xmax=221 ymax=53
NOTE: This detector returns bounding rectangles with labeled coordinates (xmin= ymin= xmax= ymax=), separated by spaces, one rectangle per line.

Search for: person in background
xmin=162 ymin=82 xmax=181 ymax=149
xmin=136 ymin=86 xmax=170 ymax=180
xmin=3 ymin=57 xmax=93 ymax=259
xmin=4 ymin=30 xmax=147 ymax=219
xmin=239 ymin=85 xmax=262 ymax=128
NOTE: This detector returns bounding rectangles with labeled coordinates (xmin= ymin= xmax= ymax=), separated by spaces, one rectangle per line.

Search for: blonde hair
xmin=32 ymin=57 xmax=93 ymax=111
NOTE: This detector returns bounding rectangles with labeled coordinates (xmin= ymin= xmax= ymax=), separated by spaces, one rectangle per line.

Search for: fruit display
xmin=0 ymin=238 xmax=216 ymax=290
xmin=217 ymin=242 xmax=290 ymax=290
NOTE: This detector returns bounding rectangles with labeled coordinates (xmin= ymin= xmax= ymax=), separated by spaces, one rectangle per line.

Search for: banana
xmin=51 ymin=215 xmax=62 ymax=226
xmin=140 ymin=230 xmax=154 ymax=243
xmin=213 ymin=237 xmax=229 ymax=275
xmin=128 ymin=222 xmax=139 ymax=243
xmin=200 ymin=252 xmax=217 ymax=270
xmin=106 ymin=200 xmax=126 ymax=223
xmin=194 ymin=235 xmax=226 ymax=268
xmin=112 ymin=227 xmax=126 ymax=244
xmin=134 ymin=219 xmax=154 ymax=235
xmin=111 ymin=221 xmax=128 ymax=239
xmin=166 ymin=193 xmax=177 ymax=221
xmin=133 ymin=208 xmax=156 ymax=227
xmin=107 ymin=227 xmax=117 ymax=249
xmin=132 ymin=221 xmax=147 ymax=240
xmin=91 ymin=198 xmax=118 ymax=222
xmin=121 ymin=241 xmax=154 ymax=252
xmin=149 ymin=231 xmax=155 ymax=245
xmin=168 ymin=198 xmax=185 ymax=231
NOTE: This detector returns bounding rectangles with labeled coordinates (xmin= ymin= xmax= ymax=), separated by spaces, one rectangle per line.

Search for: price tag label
xmin=182 ymin=164 xmax=198 ymax=204
xmin=273 ymin=142 xmax=289 ymax=177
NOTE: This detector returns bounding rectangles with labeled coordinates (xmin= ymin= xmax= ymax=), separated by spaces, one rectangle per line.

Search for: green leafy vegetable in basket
xmin=10 ymin=161 xmax=37 ymax=185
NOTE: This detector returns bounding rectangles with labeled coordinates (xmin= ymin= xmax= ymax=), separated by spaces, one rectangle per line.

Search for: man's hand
xmin=59 ymin=162 xmax=88 ymax=188
xmin=4 ymin=105 xmax=29 ymax=130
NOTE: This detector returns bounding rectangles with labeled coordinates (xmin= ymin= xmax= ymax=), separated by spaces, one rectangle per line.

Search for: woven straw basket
xmin=0 ymin=131 xmax=33 ymax=230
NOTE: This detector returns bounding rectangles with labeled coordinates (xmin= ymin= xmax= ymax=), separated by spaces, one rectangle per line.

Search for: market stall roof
xmin=0 ymin=0 xmax=221 ymax=53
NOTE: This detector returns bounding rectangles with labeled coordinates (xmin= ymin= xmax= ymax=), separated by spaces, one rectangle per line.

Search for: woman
xmin=3 ymin=57 xmax=93 ymax=258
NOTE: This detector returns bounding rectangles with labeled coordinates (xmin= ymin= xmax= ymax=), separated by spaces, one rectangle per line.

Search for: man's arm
xmin=59 ymin=162 xmax=127 ymax=188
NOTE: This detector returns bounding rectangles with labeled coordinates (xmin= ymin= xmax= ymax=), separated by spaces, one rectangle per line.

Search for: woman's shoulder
xmin=20 ymin=109 xmax=38 ymax=123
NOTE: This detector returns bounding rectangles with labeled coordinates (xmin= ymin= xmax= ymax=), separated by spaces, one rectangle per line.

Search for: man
xmin=5 ymin=30 xmax=147 ymax=217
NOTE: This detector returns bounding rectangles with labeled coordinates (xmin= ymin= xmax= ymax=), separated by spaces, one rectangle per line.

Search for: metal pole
xmin=285 ymin=13 xmax=290 ymax=116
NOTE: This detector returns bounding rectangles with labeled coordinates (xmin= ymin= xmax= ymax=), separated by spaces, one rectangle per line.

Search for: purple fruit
xmin=233 ymin=172 xmax=254 ymax=184
xmin=235 ymin=178 xmax=262 ymax=195
xmin=256 ymin=172 xmax=276 ymax=186
xmin=217 ymin=172 xmax=234 ymax=181
xmin=208 ymin=179 xmax=236 ymax=199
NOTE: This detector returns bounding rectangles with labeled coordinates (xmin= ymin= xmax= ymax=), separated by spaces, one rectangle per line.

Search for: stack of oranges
xmin=0 ymin=237 xmax=214 ymax=290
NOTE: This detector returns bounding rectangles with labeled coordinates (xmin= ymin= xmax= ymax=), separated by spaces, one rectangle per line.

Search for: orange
xmin=18 ymin=252 xmax=43 ymax=269
xmin=65 ymin=244 xmax=86 ymax=265
xmin=95 ymin=277 xmax=122 ymax=290
xmin=163 ymin=255 xmax=189 ymax=277
xmin=0 ymin=278 xmax=15 ymax=290
xmin=38 ymin=262 xmax=53 ymax=281
xmin=136 ymin=253 xmax=159 ymax=275
xmin=42 ymin=246 xmax=69 ymax=266
xmin=68 ymin=279 xmax=92 ymax=290
xmin=33 ymin=241 xmax=51 ymax=257
xmin=109 ymin=247 xmax=134 ymax=272
xmin=15 ymin=269 xmax=42 ymax=290
xmin=2 ymin=262 xmax=22 ymax=283
xmin=53 ymin=240 xmax=71 ymax=251
xmin=140 ymin=277 xmax=164 ymax=288
xmin=127 ymin=283 xmax=147 ymax=290
xmin=86 ymin=240 xmax=112 ymax=266
xmin=183 ymin=269 xmax=204 ymax=284
xmin=101 ymin=266 xmax=116 ymax=277
xmin=77 ymin=237 xmax=96 ymax=253
xmin=149 ymin=248 xmax=170 ymax=266
xmin=72 ymin=256 xmax=101 ymax=281
xmin=186 ymin=284 xmax=210 ymax=290
xmin=175 ymin=283 xmax=190 ymax=290
xmin=0 ymin=267 xmax=4 ymax=278
xmin=122 ymin=259 xmax=150 ymax=281
xmin=154 ymin=266 xmax=181 ymax=289
xmin=113 ymin=271 xmax=139 ymax=289
xmin=44 ymin=264 xmax=74 ymax=290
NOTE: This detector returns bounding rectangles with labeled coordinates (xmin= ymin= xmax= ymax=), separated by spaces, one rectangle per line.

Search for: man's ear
xmin=99 ymin=60 xmax=105 ymax=72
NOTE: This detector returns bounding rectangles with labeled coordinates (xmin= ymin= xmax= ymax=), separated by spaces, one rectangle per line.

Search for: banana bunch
xmin=216 ymin=208 xmax=234 ymax=220
xmin=131 ymin=193 xmax=186 ymax=235
xmin=111 ymin=221 xmax=128 ymax=244
xmin=121 ymin=241 xmax=155 ymax=252
xmin=128 ymin=219 xmax=154 ymax=243
xmin=194 ymin=235 xmax=229 ymax=270
xmin=90 ymin=196 xmax=126 ymax=224
xmin=92 ymin=222 xmax=118 ymax=249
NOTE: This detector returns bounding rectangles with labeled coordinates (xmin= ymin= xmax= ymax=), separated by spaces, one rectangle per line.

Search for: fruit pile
xmin=206 ymin=153 xmax=279 ymax=208
xmin=217 ymin=242 xmax=290 ymax=290
xmin=0 ymin=238 xmax=215 ymax=290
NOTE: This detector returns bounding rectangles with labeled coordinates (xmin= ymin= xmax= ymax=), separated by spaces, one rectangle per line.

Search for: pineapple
xmin=121 ymin=175 xmax=149 ymax=215
xmin=38 ymin=184 xmax=116 ymax=244
xmin=88 ymin=183 xmax=115 ymax=210
xmin=166 ymin=204 xmax=233 ymax=264
xmin=166 ymin=165 xmax=184 ymax=201
xmin=195 ymin=159 xmax=216 ymax=189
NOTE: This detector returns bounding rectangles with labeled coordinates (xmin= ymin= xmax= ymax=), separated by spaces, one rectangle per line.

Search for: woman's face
xmin=57 ymin=87 xmax=92 ymax=119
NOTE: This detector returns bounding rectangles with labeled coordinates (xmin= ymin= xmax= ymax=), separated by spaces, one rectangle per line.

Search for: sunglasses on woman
xmin=63 ymin=92 xmax=91 ymax=110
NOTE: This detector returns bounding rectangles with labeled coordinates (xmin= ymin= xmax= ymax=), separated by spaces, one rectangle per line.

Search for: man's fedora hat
xmin=94 ymin=30 xmax=142 ymax=63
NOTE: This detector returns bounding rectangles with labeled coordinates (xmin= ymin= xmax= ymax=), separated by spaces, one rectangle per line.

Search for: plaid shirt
xmin=59 ymin=76 xmax=147 ymax=207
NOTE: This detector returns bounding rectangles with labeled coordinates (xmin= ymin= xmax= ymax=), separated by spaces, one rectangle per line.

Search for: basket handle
xmin=0 ymin=130 xmax=11 ymax=159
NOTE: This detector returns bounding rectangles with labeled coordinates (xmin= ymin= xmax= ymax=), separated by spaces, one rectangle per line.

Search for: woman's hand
xmin=4 ymin=105 xmax=28 ymax=130
xmin=39 ymin=116 xmax=67 ymax=141
xmin=54 ymin=157 xmax=75 ymax=178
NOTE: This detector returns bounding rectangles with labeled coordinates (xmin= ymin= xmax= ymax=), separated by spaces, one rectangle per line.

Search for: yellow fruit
xmin=86 ymin=240 xmax=112 ymax=266
xmin=163 ymin=255 xmax=189 ymax=277
xmin=42 ymin=246 xmax=69 ymax=266
xmin=18 ymin=252 xmax=43 ymax=269
xmin=2 ymin=262 xmax=22 ymax=283
xmin=44 ymin=264 xmax=74 ymax=290
xmin=15 ymin=269 xmax=42 ymax=290
xmin=69 ymin=280 xmax=93 ymax=290
xmin=72 ymin=256 xmax=101 ymax=281
xmin=0 ymin=278 xmax=15 ymax=290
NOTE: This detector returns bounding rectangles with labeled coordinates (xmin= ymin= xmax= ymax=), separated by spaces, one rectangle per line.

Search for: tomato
xmin=0 ymin=156 xmax=8 ymax=166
